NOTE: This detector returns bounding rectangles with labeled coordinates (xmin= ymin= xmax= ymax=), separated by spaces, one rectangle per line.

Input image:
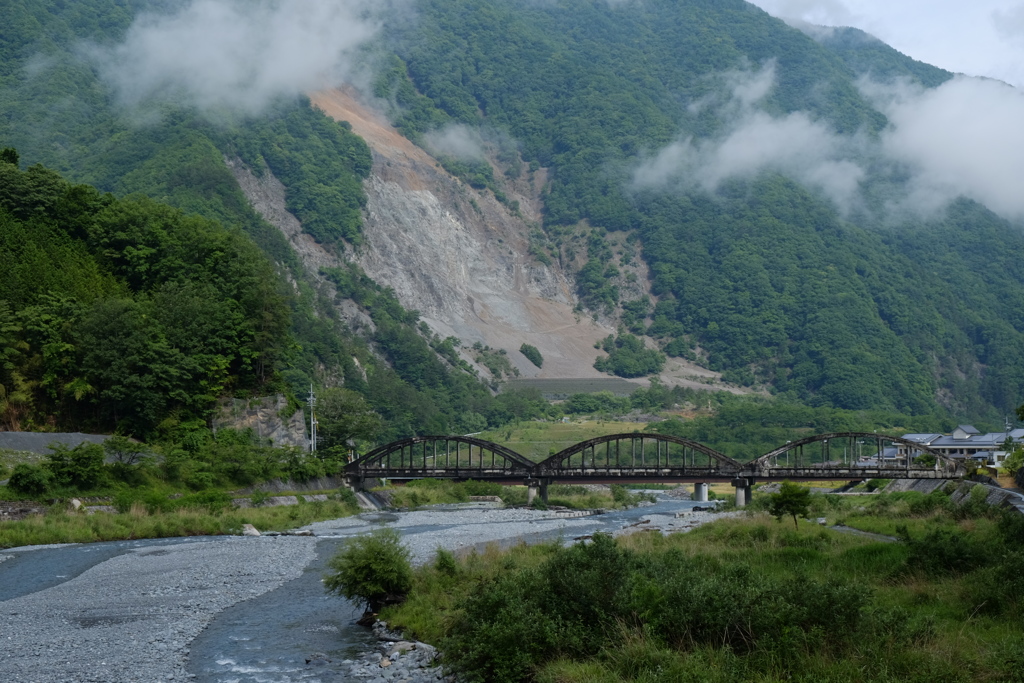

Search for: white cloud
xmin=91 ymin=0 xmax=384 ymax=115
xmin=422 ymin=124 xmax=488 ymax=162
xmin=636 ymin=66 xmax=1024 ymax=223
xmin=750 ymin=0 xmax=856 ymax=28
xmin=992 ymin=4 xmax=1024 ymax=45
xmin=869 ymin=75 xmax=1024 ymax=219
xmin=634 ymin=65 xmax=865 ymax=212
xmin=749 ymin=0 xmax=1024 ymax=88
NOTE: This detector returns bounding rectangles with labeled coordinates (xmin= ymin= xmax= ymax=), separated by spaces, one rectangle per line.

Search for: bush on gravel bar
xmin=324 ymin=528 xmax=412 ymax=612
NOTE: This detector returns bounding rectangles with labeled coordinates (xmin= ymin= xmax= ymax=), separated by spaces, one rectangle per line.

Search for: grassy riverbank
xmin=0 ymin=496 xmax=359 ymax=549
xmin=380 ymin=490 xmax=1024 ymax=683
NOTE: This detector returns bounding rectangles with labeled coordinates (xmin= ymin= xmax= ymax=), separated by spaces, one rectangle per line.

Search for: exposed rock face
xmin=308 ymin=87 xmax=615 ymax=379
xmin=212 ymin=396 xmax=307 ymax=450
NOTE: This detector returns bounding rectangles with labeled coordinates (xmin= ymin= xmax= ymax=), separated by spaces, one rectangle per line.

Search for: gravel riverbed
xmin=0 ymin=498 xmax=734 ymax=682
xmin=1 ymin=537 xmax=316 ymax=683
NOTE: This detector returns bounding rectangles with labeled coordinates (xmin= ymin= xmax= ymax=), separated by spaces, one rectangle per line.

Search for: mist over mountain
xmin=5 ymin=0 xmax=1024 ymax=427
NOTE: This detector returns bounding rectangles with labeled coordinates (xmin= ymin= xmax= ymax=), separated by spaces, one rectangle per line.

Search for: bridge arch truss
xmin=345 ymin=436 xmax=536 ymax=481
xmin=538 ymin=433 xmax=742 ymax=480
xmin=746 ymin=432 xmax=963 ymax=479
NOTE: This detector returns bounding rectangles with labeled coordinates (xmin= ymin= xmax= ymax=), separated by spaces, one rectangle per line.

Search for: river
xmin=0 ymin=494 xmax=718 ymax=682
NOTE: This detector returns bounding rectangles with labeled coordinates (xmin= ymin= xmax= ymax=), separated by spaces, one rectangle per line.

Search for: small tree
xmin=103 ymin=435 xmax=150 ymax=466
xmin=768 ymin=481 xmax=811 ymax=529
xmin=519 ymin=343 xmax=543 ymax=368
xmin=8 ymin=463 xmax=51 ymax=496
xmin=324 ymin=528 xmax=412 ymax=612
xmin=1002 ymin=446 xmax=1024 ymax=478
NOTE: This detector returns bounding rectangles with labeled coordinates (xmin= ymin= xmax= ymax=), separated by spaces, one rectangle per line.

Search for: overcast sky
xmin=748 ymin=0 xmax=1024 ymax=87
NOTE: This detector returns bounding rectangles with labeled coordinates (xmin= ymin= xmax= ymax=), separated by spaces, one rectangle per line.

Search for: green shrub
xmin=435 ymin=547 xmax=460 ymax=577
xmin=113 ymin=489 xmax=172 ymax=514
xmin=8 ymin=463 xmax=51 ymax=496
xmin=45 ymin=443 xmax=106 ymax=491
xmin=443 ymin=567 xmax=562 ymax=683
xmin=462 ymin=479 xmax=503 ymax=496
xmin=439 ymin=533 xmax=872 ymax=682
xmin=898 ymin=526 xmax=991 ymax=576
xmin=177 ymin=490 xmax=233 ymax=512
xmin=324 ymin=528 xmax=412 ymax=611
xmin=330 ymin=487 xmax=358 ymax=508
xmin=520 ymin=343 xmax=544 ymax=368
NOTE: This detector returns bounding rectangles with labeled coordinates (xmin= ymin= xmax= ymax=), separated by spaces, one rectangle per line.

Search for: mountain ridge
xmin=2 ymin=0 xmax=1024 ymax=424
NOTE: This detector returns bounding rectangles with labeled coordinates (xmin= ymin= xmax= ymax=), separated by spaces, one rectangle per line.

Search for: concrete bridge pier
xmin=693 ymin=482 xmax=709 ymax=502
xmin=732 ymin=478 xmax=753 ymax=507
xmin=526 ymin=479 xmax=549 ymax=505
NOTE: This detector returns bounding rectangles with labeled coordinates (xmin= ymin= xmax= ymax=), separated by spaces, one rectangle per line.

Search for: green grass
xmin=478 ymin=420 xmax=648 ymax=462
xmin=378 ymin=479 xmax=649 ymax=510
xmin=0 ymin=448 xmax=45 ymax=477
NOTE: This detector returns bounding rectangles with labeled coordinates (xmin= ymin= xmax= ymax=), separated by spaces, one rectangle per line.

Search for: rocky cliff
xmin=212 ymin=396 xmax=308 ymax=450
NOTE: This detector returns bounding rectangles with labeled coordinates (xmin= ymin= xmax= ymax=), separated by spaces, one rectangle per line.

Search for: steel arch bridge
xmin=344 ymin=431 xmax=967 ymax=488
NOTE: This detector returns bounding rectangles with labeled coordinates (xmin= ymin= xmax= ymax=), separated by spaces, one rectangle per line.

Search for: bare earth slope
xmin=310 ymin=87 xmax=614 ymax=379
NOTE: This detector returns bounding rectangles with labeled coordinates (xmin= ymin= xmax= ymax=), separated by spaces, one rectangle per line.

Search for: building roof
xmin=902 ymin=430 xmax=1022 ymax=451
xmin=903 ymin=433 xmax=941 ymax=444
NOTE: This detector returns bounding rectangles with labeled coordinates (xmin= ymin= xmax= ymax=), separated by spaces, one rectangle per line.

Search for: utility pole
xmin=308 ymin=384 xmax=318 ymax=455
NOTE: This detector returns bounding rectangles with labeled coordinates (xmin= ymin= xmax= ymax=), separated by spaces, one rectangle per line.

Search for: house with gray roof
xmin=899 ymin=425 xmax=1024 ymax=468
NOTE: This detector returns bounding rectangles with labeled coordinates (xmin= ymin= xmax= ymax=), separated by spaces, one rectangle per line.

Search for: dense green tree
xmin=594 ymin=334 xmax=665 ymax=378
xmin=315 ymin=387 xmax=384 ymax=455
xmin=768 ymin=481 xmax=812 ymax=529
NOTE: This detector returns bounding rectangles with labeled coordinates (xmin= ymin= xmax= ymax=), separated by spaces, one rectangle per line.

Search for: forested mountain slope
xmin=0 ymin=0 xmax=556 ymax=440
xmin=375 ymin=0 xmax=1024 ymax=416
xmin=3 ymin=0 xmax=1024 ymax=425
